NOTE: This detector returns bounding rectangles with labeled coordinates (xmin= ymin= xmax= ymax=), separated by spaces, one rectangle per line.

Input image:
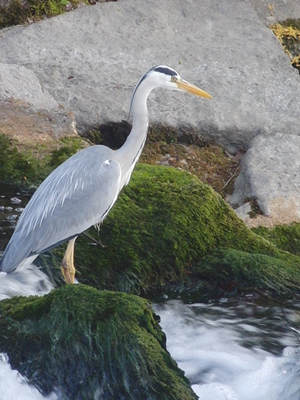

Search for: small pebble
xmin=10 ymin=197 xmax=22 ymax=205
xmin=6 ymin=215 xmax=18 ymax=221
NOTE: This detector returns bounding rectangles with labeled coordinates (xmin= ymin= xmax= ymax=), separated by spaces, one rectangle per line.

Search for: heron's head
xmin=129 ymin=65 xmax=212 ymax=118
xmin=146 ymin=65 xmax=212 ymax=98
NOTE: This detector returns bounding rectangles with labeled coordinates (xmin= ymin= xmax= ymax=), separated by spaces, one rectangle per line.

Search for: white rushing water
xmin=0 ymin=265 xmax=54 ymax=301
xmin=0 ymin=266 xmax=300 ymax=400
xmin=1 ymin=191 xmax=300 ymax=399
xmin=0 ymin=273 xmax=300 ymax=400
xmin=0 ymin=264 xmax=56 ymax=400
xmin=1 ymin=188 xmax=59 ymax=398
xmin=0 ymin=353 xmax=57 ymax=400
xmin=154 ymin=300 xmax=300 ymax=400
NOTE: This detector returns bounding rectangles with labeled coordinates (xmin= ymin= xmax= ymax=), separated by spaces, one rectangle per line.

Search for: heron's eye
xmin=171 ymin=76 xmax=178 ymax=83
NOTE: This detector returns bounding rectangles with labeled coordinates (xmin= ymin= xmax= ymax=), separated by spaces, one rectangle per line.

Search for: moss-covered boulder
xmin=0 ymin=284 xmax=197 ymax=400
xmin=46 ymin=164 xmax=300 ymax=297
xmin=254 ymin=223 xmax=300 ymax=257
xmin=193 ymin=248 xmax=300 ymax=295
xmin=2 ymin=133 xmax=300 ymax=297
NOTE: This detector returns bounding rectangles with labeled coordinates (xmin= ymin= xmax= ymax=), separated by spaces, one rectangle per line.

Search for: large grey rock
xmin=0 ymin=0 xmax=299 ymax=153
xmin=0 ymin=63 xmax=59 ymax=110
xmin=0 ymin=64 xmax=77 ymax=142
xmin=0 ymin=0 xmax=300 ymax=227
xmin=248 ymin=0 xmax=300 ymax=25
xmin=0 ymin=98 xmax=77 ymax=143
xmin=230 ymin=133 xmax=300 ymax=227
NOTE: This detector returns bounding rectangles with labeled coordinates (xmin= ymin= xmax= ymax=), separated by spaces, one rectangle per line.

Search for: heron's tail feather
xmin=0 ymin=228 xmax=38 ymax=273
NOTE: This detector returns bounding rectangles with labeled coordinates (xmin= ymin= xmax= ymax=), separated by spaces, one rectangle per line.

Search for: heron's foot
xmin=61 ymin=237 xmax=77 ymax=284
xmin=61 ymin=261 xmax=76 ymax=284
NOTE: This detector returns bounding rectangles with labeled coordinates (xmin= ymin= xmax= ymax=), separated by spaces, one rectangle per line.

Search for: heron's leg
xmin=61 ymin=236 xmax=77 ymax=284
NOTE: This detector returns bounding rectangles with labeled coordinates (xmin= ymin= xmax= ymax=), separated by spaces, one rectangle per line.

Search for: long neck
xmin=117 ymin=79 xmax=153 ymax=188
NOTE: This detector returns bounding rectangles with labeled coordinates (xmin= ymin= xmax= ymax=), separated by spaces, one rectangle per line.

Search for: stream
xmin=154 ymin=299 xmax=300 ymax=400
xmin=1 ymin=185 xmax=300 ymax=399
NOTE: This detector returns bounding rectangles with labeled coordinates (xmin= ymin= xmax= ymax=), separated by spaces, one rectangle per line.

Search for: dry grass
xmin=140 ymin=140 xmax=240 ymax=197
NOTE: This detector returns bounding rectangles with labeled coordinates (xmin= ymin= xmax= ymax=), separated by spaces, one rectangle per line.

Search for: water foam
xmin=0 ymin=353 xmax=57 ymax=400
xmin=0 ymin=264 xmax=53 ymax=300
xmin=0 ymin=264 xmax=56 ymax=399
xmin=154 ymin=300 xmax=300 ymax=400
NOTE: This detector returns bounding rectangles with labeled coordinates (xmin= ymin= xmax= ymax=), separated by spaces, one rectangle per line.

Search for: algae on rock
xmin=194 ymin=248 xmax=300 ymax=295
xmin=0 ymin=133 xmax=86 ymax=186
xmin=0 ymin=284 xmax=197 ymax=400
xmin=2 ymin=132 xmax=300 ymax=297
xmin=52 ymin=164 xmax=300 ymax=296
xmin=0 ymin=133 xmax=42 ymax=184
xmin=254 ymin=223 xmax=300 ymax=258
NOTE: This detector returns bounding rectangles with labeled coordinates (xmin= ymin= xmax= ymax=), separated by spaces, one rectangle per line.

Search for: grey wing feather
xmin=0 ymin=145 xmax=121 ymax=273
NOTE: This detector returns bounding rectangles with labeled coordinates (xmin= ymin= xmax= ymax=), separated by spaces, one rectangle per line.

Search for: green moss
xmin=48 ymin=164 xmax=300 ymax=295
xmin=193 ymin=248 xmax=300 ymax=295
xmin=253 ymin=223 xmax=300 ymax=257
xmin=48 ymin=137 xmax=86 ymax=168
xmin=0 ymin=0 xmax=86 ymax=29
xmin=0 ymin=285 xmax=197 ymax=399
xmin=0 ymin=133 xmax=42 ymax=184
xmin=0 ymin=133 xmax=86 ymax=186
xmin=3 ymin=134 xmax=300 ymax=297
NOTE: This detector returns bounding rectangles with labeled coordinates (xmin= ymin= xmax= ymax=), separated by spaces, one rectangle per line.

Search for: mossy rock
xmin=2 ymin=134 xmax=300 ymax=297
xmin=193 ymin=248 xmax=300 ymax=295
xmin=254 ymin=223 xmax=300 ymax=257
xmin=0 ymin=284 xmax=197 ymax=400
xmin=0 ymin=133 xmax=86 ymax=186
xmin=0 ymin=133 xmax=42 ymax=184
xmin=47 ymin=164 xmax=300 ymax=296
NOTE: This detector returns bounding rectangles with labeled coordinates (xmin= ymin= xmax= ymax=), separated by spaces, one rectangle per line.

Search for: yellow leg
xmin=61 ymin=237 xmax=77 ymax=284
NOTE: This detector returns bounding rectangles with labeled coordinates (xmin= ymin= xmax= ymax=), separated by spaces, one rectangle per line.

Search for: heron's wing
xmin=1 ymin=146 xmax=121 ymax=272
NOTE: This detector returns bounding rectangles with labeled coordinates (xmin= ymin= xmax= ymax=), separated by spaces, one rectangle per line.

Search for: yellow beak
xmin=177 ymin=79 xmax=212 ymax=99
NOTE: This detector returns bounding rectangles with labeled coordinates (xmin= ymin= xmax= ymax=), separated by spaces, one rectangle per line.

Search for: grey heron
xmin=0 ymin=66 xmax=212 ymax=284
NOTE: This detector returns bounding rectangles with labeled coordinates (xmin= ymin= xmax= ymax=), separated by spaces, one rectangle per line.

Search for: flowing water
xmin=1 ymin=186 xmax=300 ymax=399
xmin=0 ymin=353 xmax=57 ymax=400
xmin=153 ymin=299 xmax=300 ymax=400
xmin=0 ymin=185 xmax=29 ymax=251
